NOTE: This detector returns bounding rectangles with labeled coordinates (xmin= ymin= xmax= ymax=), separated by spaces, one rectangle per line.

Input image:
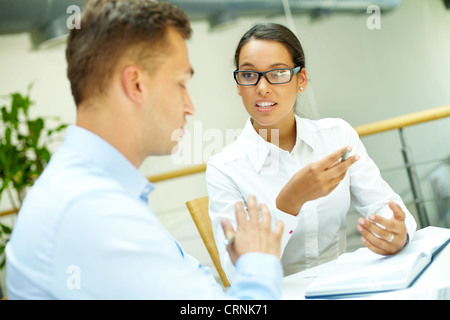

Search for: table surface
xmin=281 ymin=226 xmax=450 ymax=300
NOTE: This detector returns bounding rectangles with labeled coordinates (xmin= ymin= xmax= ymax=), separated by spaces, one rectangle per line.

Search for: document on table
xmin=355 ymin=280 xmax=450 ymax=300
xmin=305 ymin=226 xmax=450 ymax=299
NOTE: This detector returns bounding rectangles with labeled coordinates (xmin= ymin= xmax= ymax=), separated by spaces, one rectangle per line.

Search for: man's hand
xmin=357 ymin=201 xmax=408 ymax=255
xmin=220 ymin=195 xmax=284 ymax=265
xmin=276 ymin=146 xmax=359 ymax=215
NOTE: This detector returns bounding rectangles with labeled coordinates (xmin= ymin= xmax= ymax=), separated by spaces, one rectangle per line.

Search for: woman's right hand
xmin=276 ymin=146 xmax=359 ymax=215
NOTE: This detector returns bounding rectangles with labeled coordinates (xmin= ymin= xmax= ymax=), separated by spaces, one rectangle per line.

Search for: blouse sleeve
xmin=206 ymin=161 xmax=245 ymax=283
xmin=343 ymin=120 xmax=417 ymax=240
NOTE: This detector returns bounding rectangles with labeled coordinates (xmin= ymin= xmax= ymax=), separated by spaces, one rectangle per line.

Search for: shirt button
xmin=141 ymin=185 xmax=152 ymax=199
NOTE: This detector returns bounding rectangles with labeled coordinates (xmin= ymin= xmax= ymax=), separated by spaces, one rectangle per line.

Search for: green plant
xmin=0 ymin=85 xmax=68 ymax=269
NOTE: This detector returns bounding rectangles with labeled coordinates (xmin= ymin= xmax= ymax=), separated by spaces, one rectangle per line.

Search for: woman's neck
xmin=252 ymin=113 xmax=297 ymax=152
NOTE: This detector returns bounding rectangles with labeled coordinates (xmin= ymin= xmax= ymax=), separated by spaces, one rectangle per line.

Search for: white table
xmin=282 ymin=226 xmax=450 ymax=300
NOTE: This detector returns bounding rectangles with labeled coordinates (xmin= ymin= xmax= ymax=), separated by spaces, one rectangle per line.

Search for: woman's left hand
xmin=357 ymin=201 xmax=408 ymax=255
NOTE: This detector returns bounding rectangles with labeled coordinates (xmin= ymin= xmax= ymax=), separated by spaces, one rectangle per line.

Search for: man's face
xmin=141 ymin=27 xmax=195 ymax=156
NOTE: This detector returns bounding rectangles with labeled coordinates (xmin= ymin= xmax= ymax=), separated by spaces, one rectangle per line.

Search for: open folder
xmin=305 ymin=226 xmax=450 ymax=299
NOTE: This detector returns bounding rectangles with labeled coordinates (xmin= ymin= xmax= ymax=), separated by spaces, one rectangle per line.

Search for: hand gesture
xmin=220 ymin=195 xmax=284 ymax=265
xmin=276 ymin=146 xmax=359 ymax=215
xmin=357 ymin=201 xmax=409 ymax=255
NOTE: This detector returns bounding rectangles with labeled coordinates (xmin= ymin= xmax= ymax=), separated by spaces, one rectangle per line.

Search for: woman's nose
xmin=255 ymin=76 xmax=271 ymax=96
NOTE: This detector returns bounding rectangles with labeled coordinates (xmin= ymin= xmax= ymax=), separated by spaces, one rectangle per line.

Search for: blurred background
xmin=0 ymin=0 xmax=449 ymax=290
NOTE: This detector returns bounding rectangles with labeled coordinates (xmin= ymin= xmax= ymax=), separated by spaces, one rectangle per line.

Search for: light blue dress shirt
xmin=6 ymin=125 xmax=282 ymax=299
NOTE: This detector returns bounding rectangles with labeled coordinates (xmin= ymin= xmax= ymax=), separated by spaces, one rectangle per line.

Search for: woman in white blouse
xmin=206 ymin=23 xmax=417 ymax=282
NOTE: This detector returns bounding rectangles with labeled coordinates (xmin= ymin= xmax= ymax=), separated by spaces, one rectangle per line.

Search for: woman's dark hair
xmin=234 ymin=23 xmax=305 ymax=69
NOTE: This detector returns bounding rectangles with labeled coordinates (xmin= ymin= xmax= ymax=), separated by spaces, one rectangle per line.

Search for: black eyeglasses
xmin=233 ymin=66 xmax=301 ymax=86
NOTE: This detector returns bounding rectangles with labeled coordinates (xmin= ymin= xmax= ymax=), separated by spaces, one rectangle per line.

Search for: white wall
xmin=1 ymin=0 xmax=449 ymax=288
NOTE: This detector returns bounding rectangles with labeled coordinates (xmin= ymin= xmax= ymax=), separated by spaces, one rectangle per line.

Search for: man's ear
xmin=121 ymin=65 xmax=145 ymax=104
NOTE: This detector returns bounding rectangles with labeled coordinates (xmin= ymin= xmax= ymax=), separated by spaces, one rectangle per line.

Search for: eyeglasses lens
xmin=235 ymin=69 xmax=292 ymax=85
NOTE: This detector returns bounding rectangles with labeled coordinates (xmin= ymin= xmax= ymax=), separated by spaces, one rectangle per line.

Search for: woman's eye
xmin=273 ymin=70 xmax=286 ymax=77
xmin=243 ymin=72 xmax=255 ymax=79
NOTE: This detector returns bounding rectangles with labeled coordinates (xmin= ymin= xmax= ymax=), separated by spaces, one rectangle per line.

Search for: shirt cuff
xmin=270 ymin=199 xmax=300 ymax=254
xmin=231 ymin=252 xmax=283 ymax=299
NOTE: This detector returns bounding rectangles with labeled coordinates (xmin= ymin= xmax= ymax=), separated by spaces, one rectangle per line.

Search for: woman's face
xmin=236 ymin=39 xmax=307 ymax=129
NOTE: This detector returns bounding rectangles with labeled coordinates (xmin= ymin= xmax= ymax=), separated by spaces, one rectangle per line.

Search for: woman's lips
xmin=255 ymin=101 xmax=277 ymax=113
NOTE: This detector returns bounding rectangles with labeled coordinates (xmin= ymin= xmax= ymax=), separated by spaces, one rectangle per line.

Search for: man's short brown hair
xmin=66 ymin=0 xmax=192 ymax=106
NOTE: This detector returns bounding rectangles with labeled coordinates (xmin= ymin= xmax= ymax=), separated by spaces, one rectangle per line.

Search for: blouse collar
xmin=237 ymin=115 xmax=316 ymax=173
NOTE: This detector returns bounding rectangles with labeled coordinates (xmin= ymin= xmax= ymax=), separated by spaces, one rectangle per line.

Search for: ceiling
xmin=0 ymin=0 xmax=402 ymax=48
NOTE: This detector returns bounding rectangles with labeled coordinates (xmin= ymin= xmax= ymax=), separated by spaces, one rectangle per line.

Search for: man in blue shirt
xmin=5 ymin=0 xmax=284 ymax=299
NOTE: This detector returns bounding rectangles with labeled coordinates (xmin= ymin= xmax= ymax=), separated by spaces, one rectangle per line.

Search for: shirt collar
xmin=238 ymin=118 xmax=271 ymax=173
xmin=294 ymin=114 xmax=315 ymax=151
xmin=63 ymin=125 xmax=154 ymax=201
xmin=239 ymin=115 xmax=316 ymax=173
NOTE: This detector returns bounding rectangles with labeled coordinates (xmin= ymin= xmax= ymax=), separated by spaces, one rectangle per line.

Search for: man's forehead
xmin=165 ymin=28 xmax=193 ymax=76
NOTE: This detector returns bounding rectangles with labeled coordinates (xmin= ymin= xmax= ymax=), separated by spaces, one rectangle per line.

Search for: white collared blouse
xmin=207 ymin=115 xmax=417 ymax=282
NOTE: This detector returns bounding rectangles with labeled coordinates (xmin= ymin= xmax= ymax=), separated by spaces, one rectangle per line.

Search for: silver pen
xmin=341 ymin=148 xmax=349 ymax=161
xmin=223 ymin=234 xmax=235 ymax=246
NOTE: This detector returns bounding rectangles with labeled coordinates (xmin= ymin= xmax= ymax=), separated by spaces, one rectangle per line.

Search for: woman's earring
xmin=300 ymin=87 xmax=303 ymax=91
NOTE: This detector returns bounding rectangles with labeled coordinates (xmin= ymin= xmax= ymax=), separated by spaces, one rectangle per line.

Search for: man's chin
xmin=170 ymin=141 xmax=181 ymax=155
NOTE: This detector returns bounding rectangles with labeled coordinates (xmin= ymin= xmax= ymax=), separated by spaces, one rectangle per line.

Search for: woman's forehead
xmin=238 ymin=39 xmax=294 ymax=69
